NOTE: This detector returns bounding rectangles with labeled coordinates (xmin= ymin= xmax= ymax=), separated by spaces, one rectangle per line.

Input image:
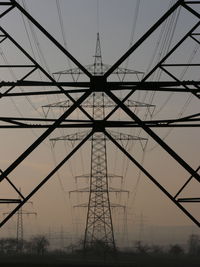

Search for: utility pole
xmin=46 ymin=33 xmax=152 ymax=251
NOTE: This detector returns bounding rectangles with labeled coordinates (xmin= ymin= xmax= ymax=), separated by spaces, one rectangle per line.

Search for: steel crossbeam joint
xmin=91 ymin=75 xmax=107 ymax=92
xmin=93 ymin=120 xmax=105 ymax=132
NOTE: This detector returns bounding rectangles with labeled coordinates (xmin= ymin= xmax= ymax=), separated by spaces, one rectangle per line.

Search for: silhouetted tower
xmin=16 ymin=204 xmax=23 ymax=250
xmin=46 ymin=33 xmax=151 ymax=250
xmin=84 ymin=33 xmax=115 ymax=250
xmin=4 ymin=190 xmax=36 ymax=252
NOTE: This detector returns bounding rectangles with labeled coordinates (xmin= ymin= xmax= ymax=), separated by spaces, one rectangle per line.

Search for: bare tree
xmin=169 ymin=244 xmax=184 ymax=256
xmin=30 ymin=235 xmax=49 ymax=255
xmin=188 ymin=234 xmax=200 ymax=256
xmin=0 ymin=238 xmax=18 ymax=254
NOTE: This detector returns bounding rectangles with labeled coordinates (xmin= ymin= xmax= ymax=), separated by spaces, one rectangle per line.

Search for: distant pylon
xmin=16 ymin=203 xmax=23 ymax=252
xmin=3 ymin=189 xmax=37 ymax=253
xmin=47 ymin=33 xmax=151 ymax=251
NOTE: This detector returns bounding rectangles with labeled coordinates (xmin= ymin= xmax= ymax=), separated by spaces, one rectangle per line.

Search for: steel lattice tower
xmin=48 ymin=33 xmax=148 ymax=250
xmin=16 ymin=205 xmax=23 ymax=251
xmin=85 ymin=103 xmax=115 ymax=249
xmin=3 ymin=190 xmax=36 ymax=253
xmin=84 ymin=34 xmax=115 ymax=249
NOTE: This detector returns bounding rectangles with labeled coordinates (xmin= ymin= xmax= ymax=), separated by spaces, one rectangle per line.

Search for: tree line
xmin=0 ymin=234 xmax=199 ymax=257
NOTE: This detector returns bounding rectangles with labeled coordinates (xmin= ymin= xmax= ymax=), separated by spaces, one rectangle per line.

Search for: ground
xmin=0 ymin=254 xmax=200 ymax=267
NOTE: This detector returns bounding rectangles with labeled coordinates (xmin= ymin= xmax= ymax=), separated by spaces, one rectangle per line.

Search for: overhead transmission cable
xmin=55 ymin=0 xmax=87 ymax=233
xmin=132 ymin=0 xmax=181 ymax=147
xmin=147 ymin=46 xmax=200 ymax=152
xmin=147 ymin=2 xmax=181 ymax=109
xmin=113 ymin=0 xmax=141 ymax=178
xmin=114 ymin=1 xmax=180 ymax=203
xmin=23 ymin=0 xmax=81 ymax=233
xmin=121 ymin=0 xmax=140 ymax=81
xmin=147 ymin=37 xmax=200 ymax=153
xmin=135 ymin=0 xmax=198 ymax=153
xmin=21 ymin=0 xmax=51 ymax=75
xmin=20 ymin=0 xmax=55 ymax=117
xmin=55 ymin=0 xmax=86 ymax=173
xmin=20 ymin=3 xmax=81 ymax=206
xmin=0 ymin=48 xmax=44 ymax=143
xmin=116 ymin=0 xmax=149 ymax=199
xmin=56 ymin=0 xmax=75 ymax=82
xmin=110 ymin=0 xmax=145 ymax=234
xmin=123 ymin=0 xmax=180 ymax=214
xmin=20 ymin=1 xmax=78 ymax=193
xmin=141 ymin=0 xmax=180 ymax=106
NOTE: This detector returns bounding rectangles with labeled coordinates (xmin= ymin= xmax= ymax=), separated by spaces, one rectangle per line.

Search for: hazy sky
xmin=0 ymin=0 xmax=199 ymax=247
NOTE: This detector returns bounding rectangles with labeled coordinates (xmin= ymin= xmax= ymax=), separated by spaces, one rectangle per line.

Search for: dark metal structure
xmin=46 ymin=33 xmax=149 ymax=250
xmin=0 ymin=0 xmax=199 ymax=242
xmin=3 ymin=192 xmax=36 ymax=252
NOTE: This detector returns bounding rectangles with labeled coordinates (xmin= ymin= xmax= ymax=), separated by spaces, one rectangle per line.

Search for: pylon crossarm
xmin=0 ymin=2 xmax=13 ymax=5
xmin=0 ymin=129 xmax=94 ymax=227
xmin=0 ymin=199 xmax=21 ymax=204
xmin=109 ymin=203 xmax=126 ymax=209
xmin=0 ymin=115 xmax=200 ymax=128
xmin=69 ymin=187 xmax=129 ymax=194
xmin=184 ymin=1 xmax=200 ymax=3
xmin=50 ymin=130 xmax=90 ymax=143
xmin=41 ymin=95 xmax=156 ymax=111
xmin=178 ymin=198 xmax=200 ymax=202
xmin=0 ymin=81 xmax=200 ymax=93
xmin=75 ymin=174 xmax=123 ymax=180
xmin=107 ymin=130 xmax=147 ymax=141
xmin=74 ymin=203 xmax=125 ymax=208
xmin=126 ymin=100 xmax=155 ymax=108
xmin=69 ymin=187 xmax=90 ymax=194
xmin=104 ymin=130 xmax=200 ymax=227
xmin=53 ymin=64 xmax=143 ymax=77
xmin=3 ymin=211 xmax=37 ymax=215
xmin=108 ymin=187 xmax=129 ymax=194
xmin=119 ymin=86 xmax=200 ymax=94
xmin=49 ymin=129 xmax=147 ymax=144
xmin=42 ymin=100 xmax=72 ymax=109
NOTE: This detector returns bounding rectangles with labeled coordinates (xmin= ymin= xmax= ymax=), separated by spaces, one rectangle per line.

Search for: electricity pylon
xmin=0 ymin=0 xmax=199 ymax=242
xmin=3 ymin=190 xmax=37 ymax=252
xmin=46 ymin=33 xmax=151 ymax=250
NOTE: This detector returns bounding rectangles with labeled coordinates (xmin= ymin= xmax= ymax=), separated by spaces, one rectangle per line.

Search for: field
xmin=0 ymin=253 xmax=200 ymax=267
